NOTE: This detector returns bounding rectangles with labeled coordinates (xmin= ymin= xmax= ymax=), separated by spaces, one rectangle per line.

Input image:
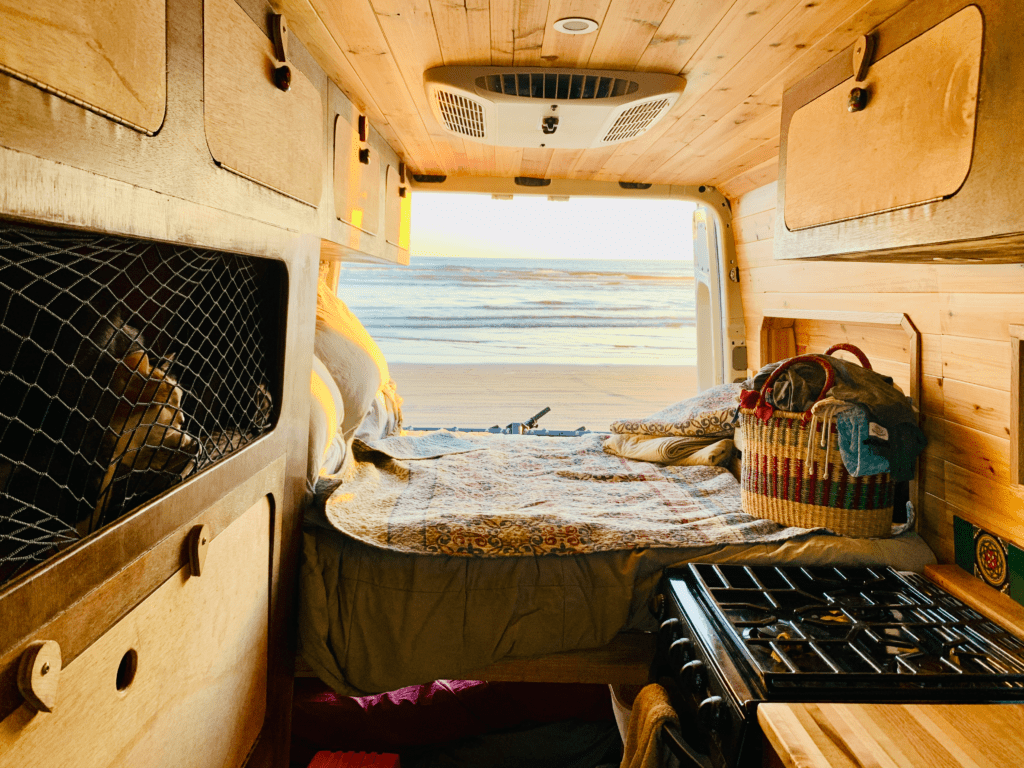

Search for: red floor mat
xmin=307 ymin=752 xmax=400 ymax=768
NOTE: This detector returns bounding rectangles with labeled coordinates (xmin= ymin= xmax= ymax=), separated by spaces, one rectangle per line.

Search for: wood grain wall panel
xmin=586 ymin=0 xmax=673 ymax=69
xmin=540 ymin=0 xmax=613 ymax=67
xmin=512 ymin=0 xmax=550 ymax=66
xmin=940 ymin=380 xmax=1011 ymax=439
xmin=735 ymin=178 xmax=1024 ymax=559
xmin=635 ymin=0 xmax=734 ymax=73
xmin=945 ymin=464 xmax=1024 ymax=544
xmin=718 ymin=156 xmax=779 ymax=199
xmin=0 ymin=0 xmax=166 ymax=134
xmin=919 ymin=493 xmax=953 ymax=563
xmin=941 ymin=336 xmax=1009 ymax=392
xmin=430 ymin=0 xmax=493 ymax=65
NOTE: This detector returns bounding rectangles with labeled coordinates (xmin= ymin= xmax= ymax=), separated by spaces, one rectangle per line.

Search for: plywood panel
xmin=334 ymin=112 xmax=381 ymax=234
xmin=204 ymin=0 xmax=323 ymax=204
xmin=784 ymin=6 xmax=982 ymax=230
xmin=0 ymin=0 xmax=166 ymax=133
xmin=0 ymin=497 xmax=270 ymax=768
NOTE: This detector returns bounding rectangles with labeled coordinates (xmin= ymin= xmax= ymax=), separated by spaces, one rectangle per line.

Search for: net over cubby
xmin=0 ymin=224 xmax=280 ymax=585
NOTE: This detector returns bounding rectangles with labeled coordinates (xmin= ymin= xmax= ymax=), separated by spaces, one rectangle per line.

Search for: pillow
xmin=308 ymin=355 xmax=348 ymax=494
xmin=354 ymin=379 xmax=404 ymax=442
xmin=314 ymin=279 xmax=389 ymax=441
xmin=610 ymin=383 xmax=741 ymax=438
xmin=603 ymin=434 xmax=735 ymax=467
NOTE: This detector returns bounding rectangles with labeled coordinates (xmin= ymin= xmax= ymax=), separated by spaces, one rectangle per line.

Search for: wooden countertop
xmin=760 ymin=565 xmax=1024 ymax=767
xmin=759 ymin=702 xmax=1024 ymax=768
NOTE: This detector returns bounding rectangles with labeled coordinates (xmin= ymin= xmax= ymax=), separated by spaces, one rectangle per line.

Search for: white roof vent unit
xmin=424 ymin=67 xmax=685 ymax=149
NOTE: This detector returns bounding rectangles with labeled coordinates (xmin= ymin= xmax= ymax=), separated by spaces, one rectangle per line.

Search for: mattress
xmin=298 ymin=524 xmax=935 ymax=696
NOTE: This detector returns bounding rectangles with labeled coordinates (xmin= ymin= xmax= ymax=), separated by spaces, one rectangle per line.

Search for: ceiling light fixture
xmin=553 ymin=17 xmax=599 ymax=35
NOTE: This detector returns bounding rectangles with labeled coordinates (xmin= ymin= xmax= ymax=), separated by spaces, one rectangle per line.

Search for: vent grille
xmin=602 ymin=99 xmax=671 ymax=143
xmin=434 ymin=90 xmax=486 ymax=138
xmin=476 ymin=73 xmax=639 ymax=100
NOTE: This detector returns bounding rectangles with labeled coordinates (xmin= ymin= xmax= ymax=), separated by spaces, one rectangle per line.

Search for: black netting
xmin=0 ymin=224 xmax=279 ymax=585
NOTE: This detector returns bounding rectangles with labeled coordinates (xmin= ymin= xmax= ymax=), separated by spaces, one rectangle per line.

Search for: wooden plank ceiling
xmin=278 ymin=0 xmax=913 ymax=199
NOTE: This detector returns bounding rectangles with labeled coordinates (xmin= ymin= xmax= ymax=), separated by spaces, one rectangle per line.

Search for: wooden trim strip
xmin=925 ymin=563 xmax=1024 ymax=641
xmin=1009 ymin=324 xmax=1024 ymax=485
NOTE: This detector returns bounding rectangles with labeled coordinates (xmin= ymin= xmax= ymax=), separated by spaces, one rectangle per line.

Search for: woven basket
xmin=738 ymin=347 xmax=894 ymax=538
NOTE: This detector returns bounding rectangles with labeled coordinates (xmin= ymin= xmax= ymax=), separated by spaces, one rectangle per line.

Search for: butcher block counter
xmin=759 ymin=702 xmax=1024 ymax=768
xmin=761 ymin=564 xmax=1024 ymax=768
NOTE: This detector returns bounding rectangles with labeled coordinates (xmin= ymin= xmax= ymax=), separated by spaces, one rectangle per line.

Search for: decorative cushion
xmin=610 ymin=383 xmax=741 ymax=438
xmin=314 ymin=279 xmax=389 ymax=441
xmin=308 ymin=355 xmax=348 ymax=493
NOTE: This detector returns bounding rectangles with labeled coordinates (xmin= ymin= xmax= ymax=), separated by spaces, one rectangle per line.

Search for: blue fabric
xmin=835 ymin=408 xmax=890 ymax=477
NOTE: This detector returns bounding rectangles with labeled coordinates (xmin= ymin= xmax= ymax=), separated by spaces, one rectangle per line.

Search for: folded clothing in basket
xmin=742 ymin=354 xmax=925 ymax=481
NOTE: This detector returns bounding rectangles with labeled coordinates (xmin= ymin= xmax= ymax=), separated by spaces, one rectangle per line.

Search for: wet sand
xmin=388 ymin=363 xmax=698 ymax=432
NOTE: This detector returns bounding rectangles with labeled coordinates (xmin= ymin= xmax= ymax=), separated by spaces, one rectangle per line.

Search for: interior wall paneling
xmin=0 ymin=498 xmax=272 ymax=768
xmin=734 ymin=178 xmax=1024 ymax=560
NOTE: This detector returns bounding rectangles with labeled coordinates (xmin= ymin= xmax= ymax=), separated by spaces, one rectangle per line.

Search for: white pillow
xmin=313 ymin=280 xmax=389 ymax=441
xmin=308 ymin=355 xmax=348 ymax=494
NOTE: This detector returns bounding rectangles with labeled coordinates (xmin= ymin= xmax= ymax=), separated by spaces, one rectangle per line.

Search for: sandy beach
xmin=388 ymin=363 xmax=698 ymax=432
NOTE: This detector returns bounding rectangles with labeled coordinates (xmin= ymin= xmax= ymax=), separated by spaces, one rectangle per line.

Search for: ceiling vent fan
xmin=424 ymin=66 xmax=685 ymax=149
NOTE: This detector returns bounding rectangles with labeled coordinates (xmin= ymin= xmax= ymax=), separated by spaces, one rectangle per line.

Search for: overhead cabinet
xmin=204 ymin=0 xmax=323 ymax=206
xmin=0 ymin=0 xmax=166 ymax=133
xmin=775 ymin=0 xmax=1024 ymax=262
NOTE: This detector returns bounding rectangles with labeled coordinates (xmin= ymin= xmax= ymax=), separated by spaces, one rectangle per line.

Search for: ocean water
xmin=335 ymin=256 xmax=696 ymax=366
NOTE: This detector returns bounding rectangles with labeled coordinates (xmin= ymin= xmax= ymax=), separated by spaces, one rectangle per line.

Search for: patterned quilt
xmin=313 ymin=432 xmax=821 ymax=557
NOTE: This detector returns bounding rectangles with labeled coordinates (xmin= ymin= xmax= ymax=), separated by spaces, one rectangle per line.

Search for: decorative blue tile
xmin=953 ymin=515 xmax=1023 ymax=603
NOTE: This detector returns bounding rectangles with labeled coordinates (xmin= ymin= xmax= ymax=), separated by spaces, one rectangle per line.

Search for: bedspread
xmin=311 ymin=432 xmax=836 ymax=557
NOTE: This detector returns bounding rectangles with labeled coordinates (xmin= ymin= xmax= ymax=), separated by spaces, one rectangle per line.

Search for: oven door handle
xmin=661 ymin=722 xmax=714 ymax=768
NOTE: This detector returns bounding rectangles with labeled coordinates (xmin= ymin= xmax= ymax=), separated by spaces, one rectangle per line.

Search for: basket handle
xmin=823 ymin=343 xmax=872 ymax=370
xmin=753 ymin=354 xmax=836 ymax=423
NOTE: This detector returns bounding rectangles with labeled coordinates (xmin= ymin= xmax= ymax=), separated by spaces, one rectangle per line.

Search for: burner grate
xmin=687 ymin=564 xmax=1024 ymax=696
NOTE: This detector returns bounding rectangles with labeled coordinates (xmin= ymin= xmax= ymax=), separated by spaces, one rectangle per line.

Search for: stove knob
xmin=669 ymin=637 xmax=693 ymax=667
xmin=649 ymin=593 xmax=665 ymax=618
xmin=698 ymin=695 xmax=725 ymax=732
xmin=680 ymin=659 xmax=706 ymax=692
xmin=659 ymin=618 xmax=679 ymax=635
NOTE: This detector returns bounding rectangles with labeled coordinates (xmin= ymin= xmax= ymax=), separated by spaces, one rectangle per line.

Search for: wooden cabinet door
xmin=784 ymin=5 xmax=982 ymax=231
xmin=204 ymin=0 xmax=323 ymax=205
xmin=335 ymin=111 xmax=381 ymax=234
xmin=0 ymin=496 xmax=271 ymax=768
xmin=0 ymin=0 xmax=166 ymax=133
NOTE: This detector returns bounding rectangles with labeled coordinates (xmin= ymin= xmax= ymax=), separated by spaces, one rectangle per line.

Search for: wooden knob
xmin=273 ymin=64 xmax=293 ymax=92
xmin=848 ymin=86 xmax=869 ymax=113
xmin=189 ymin=524 xmax=210 ymax=577
xmin=17 ymin=640 xmax=62 ymax=713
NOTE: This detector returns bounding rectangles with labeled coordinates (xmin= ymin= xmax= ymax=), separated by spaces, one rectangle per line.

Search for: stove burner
xmin=679 ymin=564 xmax=1024 ymax=693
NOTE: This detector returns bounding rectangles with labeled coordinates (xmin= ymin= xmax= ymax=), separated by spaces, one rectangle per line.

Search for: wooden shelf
xmin=925 ymin=563 xmax=1024 ymax=640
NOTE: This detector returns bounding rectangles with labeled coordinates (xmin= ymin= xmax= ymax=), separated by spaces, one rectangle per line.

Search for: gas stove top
xmin=654 ymin=564 xmax=1024 ymax=768
xmin=682 ymin=564 xmax=1024 ymax=696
